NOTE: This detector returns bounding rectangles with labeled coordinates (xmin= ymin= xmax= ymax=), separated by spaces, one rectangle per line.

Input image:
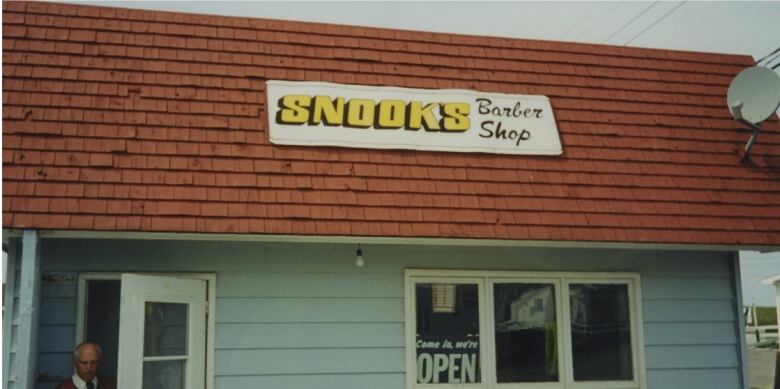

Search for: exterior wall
xmin=35 ymin=238 xmax=741 ymax=389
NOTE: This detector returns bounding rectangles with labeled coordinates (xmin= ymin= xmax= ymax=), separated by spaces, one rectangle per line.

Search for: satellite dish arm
xmin=730 ymin=100 xmax=745 ymax=121
xmin=729 ymin=99 xmax=763 ymax=161
xmin=742 ymin=122 xmax=762 ymax=162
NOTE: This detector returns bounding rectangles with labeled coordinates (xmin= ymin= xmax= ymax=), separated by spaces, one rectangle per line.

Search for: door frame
xmin=75 ymin=272 xmax=216 ymax=389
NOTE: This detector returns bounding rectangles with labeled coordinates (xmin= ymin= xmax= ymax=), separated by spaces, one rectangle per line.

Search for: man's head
xmin=72 ymin=342 xmax=102 ymax=382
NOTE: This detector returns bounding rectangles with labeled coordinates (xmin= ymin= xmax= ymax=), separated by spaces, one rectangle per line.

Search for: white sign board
xmin=267 ymin=81 xmax=562 ymax=155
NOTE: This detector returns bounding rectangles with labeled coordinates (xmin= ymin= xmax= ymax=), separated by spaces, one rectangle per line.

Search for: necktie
xmin=86 ymin=382 xmax=95 ymax=389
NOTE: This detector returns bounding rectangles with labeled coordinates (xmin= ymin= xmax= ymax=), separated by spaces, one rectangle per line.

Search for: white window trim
xmin=404 ymin=269 xmax=646 ymax=389
xmin=75 ymin=272 xmax=217 ymax=389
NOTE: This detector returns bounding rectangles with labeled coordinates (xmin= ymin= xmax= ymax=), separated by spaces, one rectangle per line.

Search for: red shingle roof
xmin=3 ymin=1 xmax=780 ymax=246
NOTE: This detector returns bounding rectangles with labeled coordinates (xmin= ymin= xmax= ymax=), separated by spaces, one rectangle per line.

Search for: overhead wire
xmin=761 ymin=52 xmax=780 ymax=70
xmin=756 ymin=47 xmax=780 ymax=64
xmin=602 ymin=1 xmax=660 ymax=44
xmin=624 ymin=1 xmax=686 ymax=45
xmin=761 ymin=51 xmax=780 ymax=68
xmin=560 ymin=2 xmax=602 ymax=40
xmin=573 ymin=2 xmax=623 ymax=41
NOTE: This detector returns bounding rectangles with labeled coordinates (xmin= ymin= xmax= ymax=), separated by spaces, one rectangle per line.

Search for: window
xmin=404 ymin=270 xmax=645 ymax=389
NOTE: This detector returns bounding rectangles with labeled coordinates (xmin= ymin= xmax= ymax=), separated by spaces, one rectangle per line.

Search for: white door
xmin=117 ymin=274 xmax=207 ymax=389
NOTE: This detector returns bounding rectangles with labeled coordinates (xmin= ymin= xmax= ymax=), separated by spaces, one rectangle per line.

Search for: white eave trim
xmin=4 ymin=228 xmax=779 ymax=252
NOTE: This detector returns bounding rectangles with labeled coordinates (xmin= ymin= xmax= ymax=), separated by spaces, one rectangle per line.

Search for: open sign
xmin=416 ymin=336 xmax=480 ymax=384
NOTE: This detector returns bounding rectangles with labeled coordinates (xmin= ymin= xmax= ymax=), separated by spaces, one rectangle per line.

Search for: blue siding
xmin=34 ymin=239 xmax=740 ymax=388
xmin=35 ymin=272 xmax=78 ymax=387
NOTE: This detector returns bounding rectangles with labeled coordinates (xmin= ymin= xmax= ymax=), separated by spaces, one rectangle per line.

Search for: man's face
xmin=74 ymin=345 xmax=100 ymax=382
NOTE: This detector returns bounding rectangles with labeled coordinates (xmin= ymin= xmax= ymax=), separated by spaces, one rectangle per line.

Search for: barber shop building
xmin=3 ymin=2 xmax=780 ymax=389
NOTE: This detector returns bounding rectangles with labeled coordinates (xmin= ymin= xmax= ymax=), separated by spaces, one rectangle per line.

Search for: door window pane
xmin=144 ymin=302 xmax=188 ymax=357
xmin=143 ymin=360 xmax=184 ymax=389
xmin=415 ymin=283 xmax=480 ymax=384
xmin=493 ymin=283 xmax=558 ymax=383
xmin=569 ymin=284 xmax=633 ymax=381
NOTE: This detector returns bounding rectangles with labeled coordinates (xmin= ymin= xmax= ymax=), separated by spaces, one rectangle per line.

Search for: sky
xmin=69 ymin=1 xmax=780 ymax=61
xmin=742 ymin=251 xmax=780 ymax=306
xmin=30 ymin=0 xmax=780 ymax=305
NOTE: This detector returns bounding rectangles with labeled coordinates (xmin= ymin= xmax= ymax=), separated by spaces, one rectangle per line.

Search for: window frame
xmin=404 ymin=269 xmax=646 ymax=389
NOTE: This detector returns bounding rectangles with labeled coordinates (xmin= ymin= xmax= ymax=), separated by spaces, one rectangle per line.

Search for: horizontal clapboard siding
xmin=34 ymin=271 xmax=79 ymax=385
xmin=643 ymin=322 xmax=736 ymax=345
xmin=216 ymin=297 xmax=403 ymax=323
xmin=217 ymin=272 xmax=404 ymax=298
xmin=646 ymin=368 xmax=742 ymax=389
xmin=645 ymin=345 xmax=740 ymax=369
xmin=643 ymin=299 xmax=735 ymax=322
xmin=216 ymin=348 xmax=404 ymax=375
xmin=215 ymin=373 xmax=405 ymax=389
xmin=217 ymin=322 xmax=404 ymax=348
xmin=34 ymin=239 xmax=741 ymax=388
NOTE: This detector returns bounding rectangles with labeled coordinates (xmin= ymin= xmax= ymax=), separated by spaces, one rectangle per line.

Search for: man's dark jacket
xmin=55 ymin=376 xmax=117 ymax=389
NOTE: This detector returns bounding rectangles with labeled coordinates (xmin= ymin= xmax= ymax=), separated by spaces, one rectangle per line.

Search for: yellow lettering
xmin=277 ymin=95 xmax=310 ymax=124
xmin=376 ymin=99 xmax=406 ymax=129
xmin=346 ymin=99 xmax=375 ymax=128
xmin=407 ymin=102 xmax=440 ymax=131
xmin=311 ymin=95 xmax=345 ymax=126
xmin=277 ymin=93 xmax=471 ymax=133
xmin=441 ymin=103 xmax=470 ymax=132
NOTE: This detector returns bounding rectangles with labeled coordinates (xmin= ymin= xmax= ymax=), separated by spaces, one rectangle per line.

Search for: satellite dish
xmin=727 ymin=66 xmax=780 ymax=124
xmin=726 ymin=66 xmax=780 ymax=161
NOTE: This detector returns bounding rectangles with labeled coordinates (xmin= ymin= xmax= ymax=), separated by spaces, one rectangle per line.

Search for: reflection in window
xmin=144 ymin=302 xmax=188 ymax=357
xmin=143 ymin=360 xmax=184 ymax=389
xmin=493 ymin=283 xmax=558 ymax=383
xmin=569 ymin=284 xmax=633 ymax=381
xmin=415 ymin=283 xmax=481 ymax=384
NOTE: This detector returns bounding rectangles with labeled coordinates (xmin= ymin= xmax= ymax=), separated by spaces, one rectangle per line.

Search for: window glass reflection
xmin=569 ymin=284 xmax=633 ymax=381
xmin=493 ymin=283 xmax=558 ymax=383
xmin=144 ymin=302 xmax=188 ymax=357
xmin=143 ymin=360 xmax=184 ymax=389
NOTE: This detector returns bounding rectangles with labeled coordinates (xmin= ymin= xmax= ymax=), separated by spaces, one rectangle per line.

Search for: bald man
xmin=57 ymin=342 xmax=117 ymax=389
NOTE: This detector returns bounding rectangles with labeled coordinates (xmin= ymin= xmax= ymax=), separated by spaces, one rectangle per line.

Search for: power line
xmin=561 ymin=2 xmax=603 ymax=40
xmin=602 ymin=1 xmax=660 ymax=44
xmin=624 ymin=1 xmax=686 ymax=45
xmin=761 ymin=51 xmax=780 ymax=68
xmin=760 ymin=51 xmax=780 ymax=71
xmin=574 ymin=2 xmax=623 ymax=41
xmin=756 ymin=47 xmax=780 ymax=64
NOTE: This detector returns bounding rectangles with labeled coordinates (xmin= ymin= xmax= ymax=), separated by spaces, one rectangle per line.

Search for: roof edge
xmin=4 ymin=229 xmax=778 ymax=253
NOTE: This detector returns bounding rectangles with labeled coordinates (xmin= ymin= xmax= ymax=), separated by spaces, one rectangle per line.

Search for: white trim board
xmin=4 ymin=229 xmax=778 ymax=252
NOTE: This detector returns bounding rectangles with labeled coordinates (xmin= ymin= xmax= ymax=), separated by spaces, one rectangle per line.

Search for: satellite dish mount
xmin=729 ymin=100 xmax=763 ymax=160
xmin=726 ymin=66 xmax=780 ymax=162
